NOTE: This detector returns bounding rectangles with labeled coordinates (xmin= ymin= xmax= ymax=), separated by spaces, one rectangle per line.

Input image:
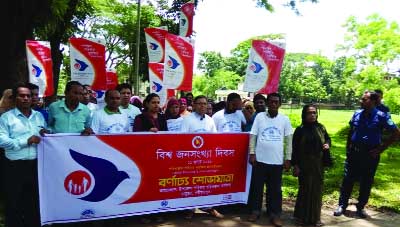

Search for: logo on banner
xmin=167 ymin=56 xmax=180 ymax=69
xmin=93 ymin=90 xmax=105 ymax=99
xmin=249 ymin=61 xmax=263 ymax=73
xmin=149 ymin=42 xmax=159 ymax=50
xmin=161 ymin=200 xmax=168 ymax=208
xmin=65 ymin=149 xmax=129 ymax=202
xmin=74 ymin=59 xmax=89 ymax=71
xmin=64 ymin=170 xmax=92 ymax=195
xmin=181 ymin=19 xmax=187 ymax=26
xmin=81 ymin=209 xmax=96 ymax=218
xmin=192 ymin=136 xmax=204 ymax=149
xmin=152 ymin=81 xmax=162 ymax=92
xmin=31 ymin=64 xmax=42 ymax=77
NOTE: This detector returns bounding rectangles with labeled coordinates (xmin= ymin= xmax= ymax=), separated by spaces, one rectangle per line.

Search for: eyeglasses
xmin=245 ymin=106 xmax=253 ymax=110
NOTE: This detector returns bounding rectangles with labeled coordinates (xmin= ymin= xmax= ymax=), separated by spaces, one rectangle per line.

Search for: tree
xmin=256 ymin=0 xmax=319 ymax=15
xmin=340 ymin=14 xmax=400 ymax=71
xmin=193 ymin=70 xmax=242 ymax=99
xmin=197 ymin=51 xmax=225 ymax=77
xmin=338 ymin=14 xmax=400 ymax=103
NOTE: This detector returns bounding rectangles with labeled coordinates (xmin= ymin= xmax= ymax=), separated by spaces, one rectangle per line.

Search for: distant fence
xmin=281 ymin=103 xmax=358 ymax=110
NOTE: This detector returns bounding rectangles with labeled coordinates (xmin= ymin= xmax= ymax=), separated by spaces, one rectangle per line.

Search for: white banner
xmin=38 ymin=133 xmax=251 ymax=225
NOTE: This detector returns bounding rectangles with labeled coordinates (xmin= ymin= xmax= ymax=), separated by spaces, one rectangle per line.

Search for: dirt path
xmin=116 ymin=200 xmax=400 ymax=227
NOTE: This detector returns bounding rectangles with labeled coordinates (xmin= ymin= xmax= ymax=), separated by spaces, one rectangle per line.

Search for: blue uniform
xmin=350 ymin=108 xmax=396 ymax=147
xmin=338 ymin=108 xmax=397 ymax=210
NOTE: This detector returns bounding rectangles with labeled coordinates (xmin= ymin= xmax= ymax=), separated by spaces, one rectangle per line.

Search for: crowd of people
xmin=0 ymin=81 xmax=399 ymax=227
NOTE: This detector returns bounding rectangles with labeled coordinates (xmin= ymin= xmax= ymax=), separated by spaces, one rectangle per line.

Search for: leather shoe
xmin=208 ymin=209 xmax=224 ymax=219
xmin=356 ymin=209 xmax=368 ymax=218
xmin=333 ymin=206 xmax=346 ymax=216
xmin=270 ymin=217 xmax=283 ymax=227
xmin=247 ymin=213 xmax=259 ymax=222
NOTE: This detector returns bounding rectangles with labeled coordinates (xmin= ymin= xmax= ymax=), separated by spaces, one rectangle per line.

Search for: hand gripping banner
xmin=38 ymin=133 xmax=251 ymax=225
xmin=243 ymin=40 xmax=285 ymax=94
xmin=26 ymin=40 xmax=54 ymax=97
xmin=163 ymin=34 xmax=194 ymax=91
xmin=69 ymin=38 xmax=107 ymax=91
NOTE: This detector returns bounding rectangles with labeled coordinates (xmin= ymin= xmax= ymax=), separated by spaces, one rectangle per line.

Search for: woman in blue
xmin=292 ymin=104 xmax=331 ymax=226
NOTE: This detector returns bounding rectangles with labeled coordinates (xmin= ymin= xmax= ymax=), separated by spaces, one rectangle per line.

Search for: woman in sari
xmin=292 ymin=104 xmax=331 ymax=227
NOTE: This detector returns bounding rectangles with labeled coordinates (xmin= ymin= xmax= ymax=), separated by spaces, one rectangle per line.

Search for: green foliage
xmin=193 ymin=70 xmax=242 ymax=98
xmin=384 ymin=88 xmax=400 ymax=114
xmin=255 ymin=0 xmax=319 ymax=15
xmin=197 ymin=51 xmax=225 ymax=77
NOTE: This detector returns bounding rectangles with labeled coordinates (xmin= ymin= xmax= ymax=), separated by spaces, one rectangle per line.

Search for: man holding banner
xmin=48 ymin=81 xmax=93 ymax=135
xmin=0 ymin=83 xmax=48 ymax=227
xmin=181 ymin=95 xmax=224 ymax=219
xmin=248 ymin=93 xmax=293 ymax=227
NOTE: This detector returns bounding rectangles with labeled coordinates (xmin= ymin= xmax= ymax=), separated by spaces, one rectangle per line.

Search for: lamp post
xmin=134 ymin=0 xmax=141 ymax=95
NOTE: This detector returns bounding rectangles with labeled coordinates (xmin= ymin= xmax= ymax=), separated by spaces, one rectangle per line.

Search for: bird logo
xmin=149 ymin=42 xmax=159 ymax=50
xmin=152 ymin=81 xmax=162 ymax=92
xmin=74 ymin=59 xmax=89 ymax=71
xmin=249 ymin=61 xmax=263 ymax=73
xmin=65 ymin=149 xmax=129 ymax=202
xmin=181 ymin=18 xmax=187 ymax=26
xmin=31 ymin=64 xmax=42 ymax=77
xmin=167 ymin=56 xmax=180 ymax=69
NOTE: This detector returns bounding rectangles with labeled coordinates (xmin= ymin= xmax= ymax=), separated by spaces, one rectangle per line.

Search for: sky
xmin=192 ymin=0 xmax=400 ymax=66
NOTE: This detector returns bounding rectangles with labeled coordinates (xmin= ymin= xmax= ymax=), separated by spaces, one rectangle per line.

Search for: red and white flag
xmin=26 ymin=40 xmax=54 ymax=97
xmin=243 ymin=40 xmax=285 ymax=94
xmin=148 ymin=63 xmax=175 ymax=107
xmin=144 ymin=27 xmax=168 ymax=63
xmin=163 ymin=34 xmax=194 ymax=91
xmin=69 ymin=37 xmax=107 ymax=91
xmin=106 ymin=69 xmax=118 ymax=90
xmin=179 ymin=0 xmax=195 ymax=37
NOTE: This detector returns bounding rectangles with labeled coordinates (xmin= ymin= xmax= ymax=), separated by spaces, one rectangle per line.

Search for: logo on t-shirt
xmin=261 ymin=126 xmax=282 ymax=141
xmin=222 ymin=121 xmax=241 ymax=132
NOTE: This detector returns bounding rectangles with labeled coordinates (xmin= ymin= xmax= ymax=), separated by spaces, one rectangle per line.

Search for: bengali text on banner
xmin=38 ymin=133 xmax=251 ymax=225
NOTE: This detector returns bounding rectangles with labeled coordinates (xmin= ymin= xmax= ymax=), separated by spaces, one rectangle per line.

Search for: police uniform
xmin=338 ymin=108 xmax=397 ymax=210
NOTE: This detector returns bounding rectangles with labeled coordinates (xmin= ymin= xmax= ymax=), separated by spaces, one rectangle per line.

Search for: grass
xmin=280 ymin=108 xmax=400 ymax=213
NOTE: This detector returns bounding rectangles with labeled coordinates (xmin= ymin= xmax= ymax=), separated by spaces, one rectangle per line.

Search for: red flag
xmin=243 ymin=40 xmax=285 ymax=94
xmin=179 ymin=0 xmax=195 ymax=37
xmin=69 ymin=38 xmax=107 ymax=91
xmin=163 ymin=34 xmax=194 ymax=91
xmin=106 ymin=69 xmax=118 ymax=90
xmin=26 ymin=40 xmax=54 ymax=97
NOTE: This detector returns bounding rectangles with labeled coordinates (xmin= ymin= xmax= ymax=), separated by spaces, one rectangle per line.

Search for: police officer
xmin=334 ymin=90 xmax=400 ymax=218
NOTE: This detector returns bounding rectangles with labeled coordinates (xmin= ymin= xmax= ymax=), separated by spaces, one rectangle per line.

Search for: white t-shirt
xmin=91 ymin=108 xmax=130 ymax=134
xmin=119 ymin=104 xmax=141 ymax=132
xmin=181 ymin=112 xmax=217 ymax=133
xmin=167 ymin=117 xmax=184 ymax=132
xmin=85 ymin=102 xmax=98 ymax=118
xmin=212 ymin=109 xmax=246 ymax=132
xmin=250 ymin=112 xmax=293 ymax=165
